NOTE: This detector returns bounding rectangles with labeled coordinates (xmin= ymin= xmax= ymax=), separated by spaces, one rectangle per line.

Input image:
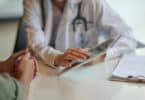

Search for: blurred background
xmin=0 ymin=0 xmax=145 ymax=60
xmin=108 ymin=0 xmax=145 ymax=44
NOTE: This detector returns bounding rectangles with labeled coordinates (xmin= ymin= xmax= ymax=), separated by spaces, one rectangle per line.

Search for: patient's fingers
xmin=22 ymin=52 xmax=31 ymax=61
xmin=33 ymin=58 xmax=39 ymax=77
xmin=12 ymin=49 xmax=29 ymax=60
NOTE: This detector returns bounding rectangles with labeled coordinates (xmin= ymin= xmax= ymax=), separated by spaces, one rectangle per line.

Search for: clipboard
xmin=110 ymin=75 xmax=145 ymax=83
xmin=110 ymin=55 xmax=145 ymax=83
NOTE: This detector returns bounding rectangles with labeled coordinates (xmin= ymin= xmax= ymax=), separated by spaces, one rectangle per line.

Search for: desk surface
xmin=0 ymin=21 xmax=19 ymax=60
xmin=28 ymin=49 xmax=145 ymax=100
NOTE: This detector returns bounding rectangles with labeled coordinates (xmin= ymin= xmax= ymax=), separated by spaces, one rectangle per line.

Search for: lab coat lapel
xmin=45 ymin=0 xmax=53 ymax=44
xmin=55 ymin=0 xmax=80 ymax=51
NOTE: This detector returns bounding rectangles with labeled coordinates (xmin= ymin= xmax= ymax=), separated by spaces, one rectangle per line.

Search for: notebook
xmin=111 ymin=54 xmax=145 ymax=83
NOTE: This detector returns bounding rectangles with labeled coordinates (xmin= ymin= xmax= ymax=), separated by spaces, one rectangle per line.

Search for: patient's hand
xmin=0 ymin=49 xmax=38 ymax=98
xmin=13 ymin=52 xmax=38 ymax=97
xmin=0 ymin=49 xmax=28 ymax=74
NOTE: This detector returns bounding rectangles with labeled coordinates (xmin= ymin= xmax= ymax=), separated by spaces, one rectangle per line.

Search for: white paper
xmin=112 ymin=55 xmax=145 ymax=79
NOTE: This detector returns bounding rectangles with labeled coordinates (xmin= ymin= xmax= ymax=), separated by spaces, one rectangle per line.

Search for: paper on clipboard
xmin=111 ymin=54 xmax=145 ymax=83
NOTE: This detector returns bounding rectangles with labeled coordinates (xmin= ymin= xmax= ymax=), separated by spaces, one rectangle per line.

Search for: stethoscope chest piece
xmin=72 ymin=2 xmax=88 ymax=32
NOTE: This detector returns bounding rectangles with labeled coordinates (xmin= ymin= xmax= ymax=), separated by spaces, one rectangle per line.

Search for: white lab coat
xmin=23 ymin=0 xmax=136 ymax=67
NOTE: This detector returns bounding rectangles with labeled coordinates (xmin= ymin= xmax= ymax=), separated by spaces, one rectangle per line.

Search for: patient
xmin=0 ymin=49 xmax=38 ymax=100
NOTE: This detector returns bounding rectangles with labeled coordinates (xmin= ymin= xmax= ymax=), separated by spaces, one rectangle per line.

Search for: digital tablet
xmin=58 ymin=38 xmax=114 ymax=74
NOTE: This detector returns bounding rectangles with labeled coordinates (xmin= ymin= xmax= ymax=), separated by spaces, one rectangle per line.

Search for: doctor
xmin=23 ymin=0 xmax=136 ymax=68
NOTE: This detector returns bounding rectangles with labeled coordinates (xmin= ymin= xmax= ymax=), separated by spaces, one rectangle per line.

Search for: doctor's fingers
xmin=66 ymin=50 xmax=88 ymax=59
xmin=66 ymin=48 xmax=89 ymax=59
xmin=76 ymin=48 xmax=90 ymax=57
xmin=61 ymin=61 xmax=72 ymax=67
xmin=64 ymin=54 xmax=80 ymax=61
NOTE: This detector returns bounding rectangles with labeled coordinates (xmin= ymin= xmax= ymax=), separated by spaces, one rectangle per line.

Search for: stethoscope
xmin=41 ymin=0 xmax=89 ymax=33
xmin=72 ymin=1 xmax=88 ymax=32
xmin=71 ymin=1 xmax=89 ymax=48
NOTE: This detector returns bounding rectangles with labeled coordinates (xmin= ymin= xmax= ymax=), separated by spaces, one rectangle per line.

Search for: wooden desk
xmin=28 ymin=49 xmax=145 ymax=100
xmin=0 ymin=21 xmax=19 ymax=60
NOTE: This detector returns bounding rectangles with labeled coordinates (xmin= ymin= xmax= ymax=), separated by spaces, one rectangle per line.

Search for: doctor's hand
xmin=54 ymin=48 xmax=90 ymax=67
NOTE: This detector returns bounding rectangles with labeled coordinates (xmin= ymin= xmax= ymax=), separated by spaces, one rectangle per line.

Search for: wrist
xmin=0 ymin=61 xmax=7 ymax=73
xmin=0 ymin=61 xmax=4 ymax=67
xmin=19 ymin=80 xmax=30 ymax=97
xmin=19 ymin=77 xmax=30 ymax=92
xmin=54 ymin=55 xmax=59 ymax=67
xmin=54 ymin=54 xmax=63 ymax=67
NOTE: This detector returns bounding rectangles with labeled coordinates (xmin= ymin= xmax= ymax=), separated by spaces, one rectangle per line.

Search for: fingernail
xmin=24 ymin=49 xmax=28 ymax=53
xmin=69 ymin=64 xmax=72 ymax=67
xmin=26 ymin=48 xmax=30 ymax=52
xmin=84 ymin=57 xmax=87 ymax=59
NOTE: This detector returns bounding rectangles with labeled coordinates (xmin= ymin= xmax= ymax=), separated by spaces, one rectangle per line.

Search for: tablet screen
xmin=59 ymin=39 xmax=114 ymax=74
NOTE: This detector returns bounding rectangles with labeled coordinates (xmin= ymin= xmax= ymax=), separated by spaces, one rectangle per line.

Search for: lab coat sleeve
xmin=23 ymin=0 xmax=62 ymax=67
xmin=0 ymin=74 xmax=25 ymax=100
xmin=95 ymin=0 xmax=137 ymax=60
